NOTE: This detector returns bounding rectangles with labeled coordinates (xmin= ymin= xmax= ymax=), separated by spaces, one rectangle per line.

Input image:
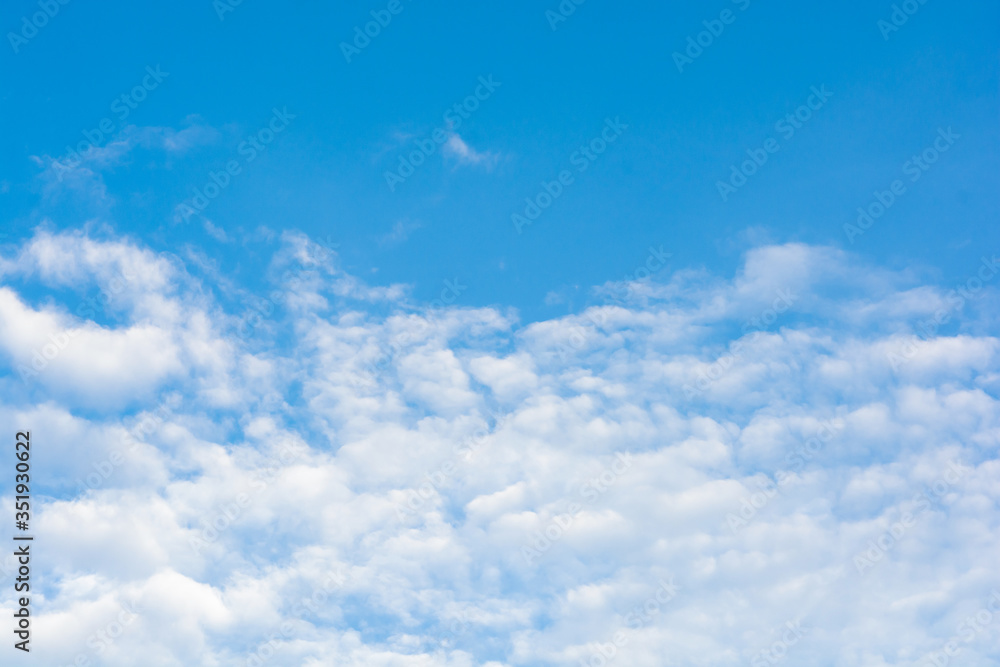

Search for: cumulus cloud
xmin=1 ymin=230 xmax=998 ymax=665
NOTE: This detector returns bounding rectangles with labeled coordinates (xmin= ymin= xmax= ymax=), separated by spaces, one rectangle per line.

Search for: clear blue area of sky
xmin=1 ymin=0 xmax=997 ymax=323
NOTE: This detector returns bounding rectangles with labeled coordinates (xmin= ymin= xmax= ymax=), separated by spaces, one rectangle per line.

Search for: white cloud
xmin=1 ymin=230 xmax=999 ymax=665
xmin=203 ymin=220 xmax=230 ymax=242
xmin=30 ymin=121 xmax=220 ymax=206
xmin=442 ymin=133 xmax=499 ymax=169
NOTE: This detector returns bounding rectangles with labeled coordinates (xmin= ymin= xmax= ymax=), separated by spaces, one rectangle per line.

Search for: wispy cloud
xmin=30 ymin=120 xmax=220 ymax=206
xmin=377 ymin=219 xmax=422 ymax=246
xmin=203 ymin=219 xmax=229 ymax=242
xmin=442 ymin=132 xmax=500 ymax=169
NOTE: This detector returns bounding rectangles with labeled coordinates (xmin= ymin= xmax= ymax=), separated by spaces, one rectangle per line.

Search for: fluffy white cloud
xmin=1 ymin=230 xmax=998 ymax=666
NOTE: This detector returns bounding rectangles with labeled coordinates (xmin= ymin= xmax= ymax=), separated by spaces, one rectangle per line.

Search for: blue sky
xmin=2 ymin=0 xmax=997 ymax=321
xmin=1 ymin=1 xmax=999 ymax=666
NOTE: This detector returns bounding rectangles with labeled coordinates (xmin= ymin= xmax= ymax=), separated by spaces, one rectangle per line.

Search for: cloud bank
xmin=0 ymin=230 xmax=998 ymax=666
